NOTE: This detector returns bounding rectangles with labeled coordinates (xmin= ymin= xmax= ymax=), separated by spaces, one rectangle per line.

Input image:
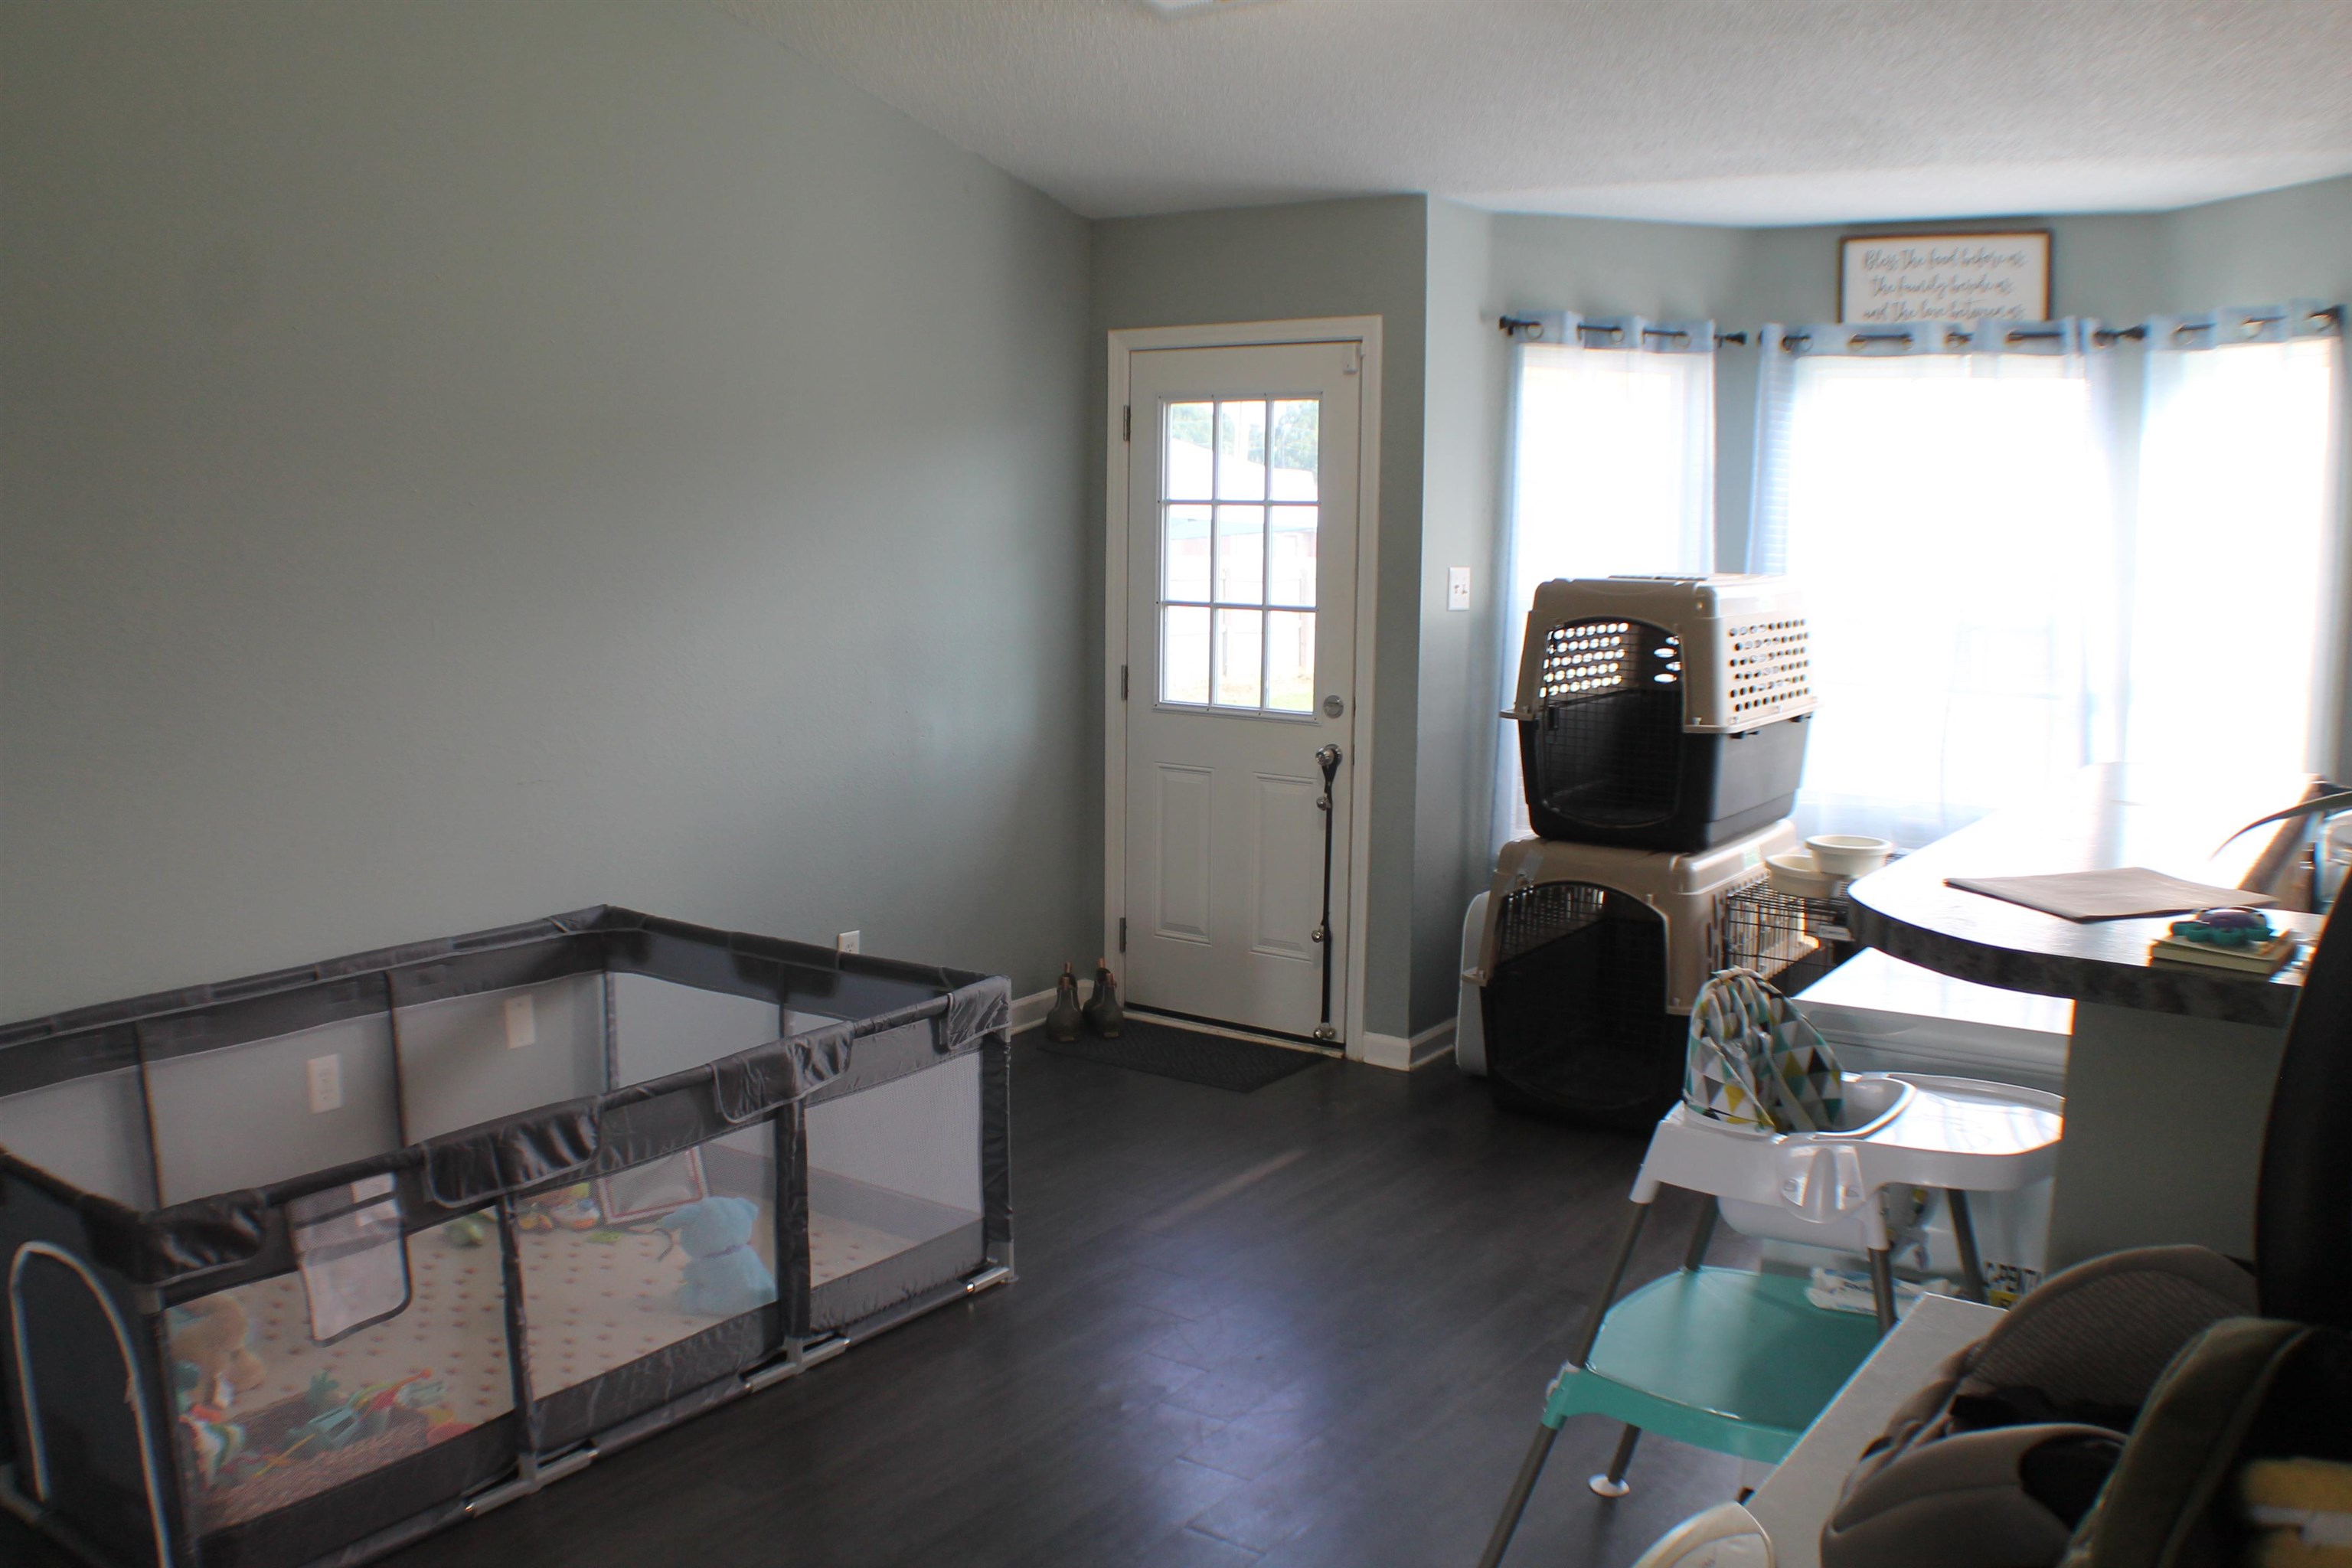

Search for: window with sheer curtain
xmin=1494 ymin=328 xmax=1715 ymax=844
xmin=1750 ymin=315 xmax=2344 ymax=848
xmin=2124 ymin=332 xmax=2345 ymax=782
xmin=1772 ymin=348 xmax=2117 ymax=847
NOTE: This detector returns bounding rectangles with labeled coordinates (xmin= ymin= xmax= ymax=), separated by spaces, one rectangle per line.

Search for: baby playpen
xmin=0 ymin=906 xmax=1012 ymax=1568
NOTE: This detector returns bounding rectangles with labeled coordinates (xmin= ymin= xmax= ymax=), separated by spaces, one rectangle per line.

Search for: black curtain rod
xmin=1494 ymin=315 xmax=1746 ymax=347
xmin=1500 ymin=304 xmax=2342 ymax=350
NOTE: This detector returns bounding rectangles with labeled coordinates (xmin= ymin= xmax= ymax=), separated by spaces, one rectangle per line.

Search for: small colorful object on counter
xmin=2150 ymin=906 xmax=2302 ymax=976
xmin=2168 ymin=906 xmax=2276 ymax=948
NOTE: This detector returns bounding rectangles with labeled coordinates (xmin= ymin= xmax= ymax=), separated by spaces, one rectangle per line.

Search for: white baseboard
xmin=1009 ymin=987 xmax=1057 ymax=1035
xmin=1355 ymin=1016 xmax=1455 ymax=1073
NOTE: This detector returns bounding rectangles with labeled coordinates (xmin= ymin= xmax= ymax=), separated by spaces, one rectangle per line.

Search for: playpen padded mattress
xmin=168 ymin=1194 xmax=979 ymax=1531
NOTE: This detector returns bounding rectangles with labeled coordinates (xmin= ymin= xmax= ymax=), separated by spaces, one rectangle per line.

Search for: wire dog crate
xmin=1719 ymin=883 xmax=1860 ymax=997
xmin=0 ymin=908 xmax=1011 ymax=1568
xmin=1469 ymin=823 xmax=1795 ymax=1128
xmin=1508 ymin=576 xmax=1815 ymax=851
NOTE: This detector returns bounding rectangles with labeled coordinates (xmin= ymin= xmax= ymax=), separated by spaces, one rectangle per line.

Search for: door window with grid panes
xmin=1160 ymin=398 xmax=1319 ymax=714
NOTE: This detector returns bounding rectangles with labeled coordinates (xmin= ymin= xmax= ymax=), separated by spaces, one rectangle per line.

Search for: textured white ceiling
xmin=720 ymin=1 xmax=2352 ymax=225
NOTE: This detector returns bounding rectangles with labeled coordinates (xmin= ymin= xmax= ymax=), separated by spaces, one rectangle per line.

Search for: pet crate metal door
xmin=1520 ymin=617 xmax=1687 ymax=832
xmin=1480 ymin=881 xmax=1679 ymax=1126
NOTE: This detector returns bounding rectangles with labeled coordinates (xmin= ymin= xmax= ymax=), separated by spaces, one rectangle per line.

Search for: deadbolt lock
xmin=1321 ymin=694 xmax=1344 ymax=717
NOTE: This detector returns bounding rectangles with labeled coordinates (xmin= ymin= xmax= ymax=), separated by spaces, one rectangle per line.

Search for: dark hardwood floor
xmin=6 ymin=1041 xmax=1756 ymax=1567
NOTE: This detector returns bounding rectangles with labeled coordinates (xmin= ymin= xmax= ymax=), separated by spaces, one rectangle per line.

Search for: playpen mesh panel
xmin=1484 ymin=882 xmax=1678 ymax=1122
xmin=1524 ymin=617 xmax=1684 ymax=830
xmin=515 ymin=1124 xmax=778 ymax=1401
xmin=608 ymin=972 xmax=782 ymax=1087
xmin=289 ymin=1178 xmax=407 ymax=1344
xmin=166 ymin=1210 xmax=512 ymax=1537
xmin=145 ymin=1014 xmax=403 ymax=1206
xmin=808 ymin=1051 xmax=985 ymax=1328
xmin=0 ymin=1067 xmax=154 ymax=1206
xmin=394 ymin=976 xmax=606 ymax=1142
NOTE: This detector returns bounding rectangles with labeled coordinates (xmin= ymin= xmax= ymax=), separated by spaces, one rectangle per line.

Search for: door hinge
xmin=1119 ymin=916 xmax=1127 ymax=953
xmin=1122 ymin=405 xmax=1131 ymax=443
xmin=1120 ymin=664 xmax=1129 ymax=701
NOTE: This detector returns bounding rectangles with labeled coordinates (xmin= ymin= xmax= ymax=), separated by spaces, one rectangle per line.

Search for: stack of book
xmin=2147 ymin=931 xmax=2301 ymax=975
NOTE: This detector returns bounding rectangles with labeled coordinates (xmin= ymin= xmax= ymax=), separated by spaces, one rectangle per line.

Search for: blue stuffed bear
xmin=658 ymin=1197 xmax=776 ymax=1318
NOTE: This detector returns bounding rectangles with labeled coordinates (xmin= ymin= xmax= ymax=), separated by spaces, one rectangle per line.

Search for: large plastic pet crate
xmin=0 ymin=908 xmax=1011 ymax=1568
xmin=1468 ymin=822 xmax=1795 ymax=1127
xmin=1507 ymin=575 xmax=1815 ymax=850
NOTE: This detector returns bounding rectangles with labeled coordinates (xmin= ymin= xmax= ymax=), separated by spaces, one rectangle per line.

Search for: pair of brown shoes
xmin=1045 ymin=961 xmax=1122 ymax=1041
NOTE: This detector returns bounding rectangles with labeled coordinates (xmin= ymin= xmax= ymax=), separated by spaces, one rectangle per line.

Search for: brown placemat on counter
xmin=1945 ymin=867 xmax=2275 ymax=923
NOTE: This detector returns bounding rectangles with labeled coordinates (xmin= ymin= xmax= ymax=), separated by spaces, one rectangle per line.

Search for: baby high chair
xmin=1474 ymin=970 xmax=2063 ymax=1568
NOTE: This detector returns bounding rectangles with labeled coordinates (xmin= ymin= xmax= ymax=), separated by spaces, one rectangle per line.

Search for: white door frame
xmin=1104 ymin=317 xmax=1383 ymax=1057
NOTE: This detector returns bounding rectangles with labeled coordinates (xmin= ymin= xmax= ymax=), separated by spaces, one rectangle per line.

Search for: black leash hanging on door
xmin=1312 ymin=743 xmax=1343 ymax=1043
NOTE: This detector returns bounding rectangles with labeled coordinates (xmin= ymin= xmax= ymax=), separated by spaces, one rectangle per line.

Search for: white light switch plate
xmin=505 ymin=994 xmax=537 ymax=1049
xmin=837 ymin=930 xmax=861 ymax=954
xmin=306 ymin=1054 xmax=343 ymax=1113
xmin=1446 ymin=567 xmax=1471 ymax=611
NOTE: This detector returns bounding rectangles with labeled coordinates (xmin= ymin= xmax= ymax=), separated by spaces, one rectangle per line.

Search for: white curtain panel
xmin=2125 ymin=312 xmax=2346 ymax=780
xmin=1749 ymin=309 xmax=2346 ymax=848
xmin=1749 ymin=322 xmax=2122 ymax=848
xmin=1492 ymin=314 xmax=1716 ymax=847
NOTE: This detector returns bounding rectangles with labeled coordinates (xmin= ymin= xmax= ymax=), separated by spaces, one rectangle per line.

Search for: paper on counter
xmin=1944 ymin=867 xmax=2275 ymax=923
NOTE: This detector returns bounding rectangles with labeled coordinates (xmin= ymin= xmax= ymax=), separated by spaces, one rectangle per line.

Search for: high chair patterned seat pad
xmin=1687 ymin=969 xmax=1845 ymax=1134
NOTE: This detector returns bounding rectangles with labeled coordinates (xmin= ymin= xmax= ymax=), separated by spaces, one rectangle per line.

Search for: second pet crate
xmin=1468 ymin=822 xmax=1797 ymax=1127
xmin=1506 ymin=575 xmax=1815 ymax=851
xmin=1719 ymin=881 xmax=1860 ymax=997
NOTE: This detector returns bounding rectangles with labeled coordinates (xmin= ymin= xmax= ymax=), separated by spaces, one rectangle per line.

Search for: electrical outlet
xmin=1446 ymin=567 xmax=1471 ymax=611
xmin=306 ymin=1054 xmax=343 ymax=1114
xmin=504 ymin=994 xmax=537 ymax=1050
xmin=837 ymin=930 xmax=861 ymax=955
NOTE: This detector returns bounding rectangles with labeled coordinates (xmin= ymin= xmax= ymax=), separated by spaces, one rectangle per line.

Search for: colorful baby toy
xmin=2168 ymin=906 xmax=2276 ymax=948
xmin=286 ymin=1370 xmax=454 ymax=1452
xmin=515 ymin=1183 xmax=603 ymax=1233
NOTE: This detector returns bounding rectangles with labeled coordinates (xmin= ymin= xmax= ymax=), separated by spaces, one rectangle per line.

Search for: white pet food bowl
xmin=1805 ymin=835 xmax=1894 ymax=878
xmin=1766 ymin=851 xmax=1844 ymax=900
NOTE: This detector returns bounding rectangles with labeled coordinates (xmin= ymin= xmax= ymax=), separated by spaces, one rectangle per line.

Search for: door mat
xmin=1037 ymin=1017 xmax=1331 ymax=1093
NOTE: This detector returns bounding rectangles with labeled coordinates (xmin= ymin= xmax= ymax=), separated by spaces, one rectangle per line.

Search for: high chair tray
xmin=1544 ymin=1268 xmax=1885 ymax=1465
xmin=1635 ymin=1073 xmax=2063 ymax=1220
xmin=1863 ymin=1073 xmax=2063 ymax=1164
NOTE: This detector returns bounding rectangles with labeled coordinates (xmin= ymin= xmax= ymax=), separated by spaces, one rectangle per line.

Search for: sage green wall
xmin=1413 ymin=201 xmax=1508 ymax=1033
xmin=0 ymin=2 xmax=1094 ymax=1018
xmin=1087 ymin=196 xmax=1429 ymax=1040
xmin=2163 ymin=176 xmax=2352 ymax=311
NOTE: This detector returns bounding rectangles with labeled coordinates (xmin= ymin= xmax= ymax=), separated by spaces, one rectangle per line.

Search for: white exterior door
xmin=1119 ymin=341 xmax=1362 ymax=1041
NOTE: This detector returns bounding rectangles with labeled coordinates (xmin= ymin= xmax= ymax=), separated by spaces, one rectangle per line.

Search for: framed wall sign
xmin=1839 ymin=231 xmax=2052 ymax=325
